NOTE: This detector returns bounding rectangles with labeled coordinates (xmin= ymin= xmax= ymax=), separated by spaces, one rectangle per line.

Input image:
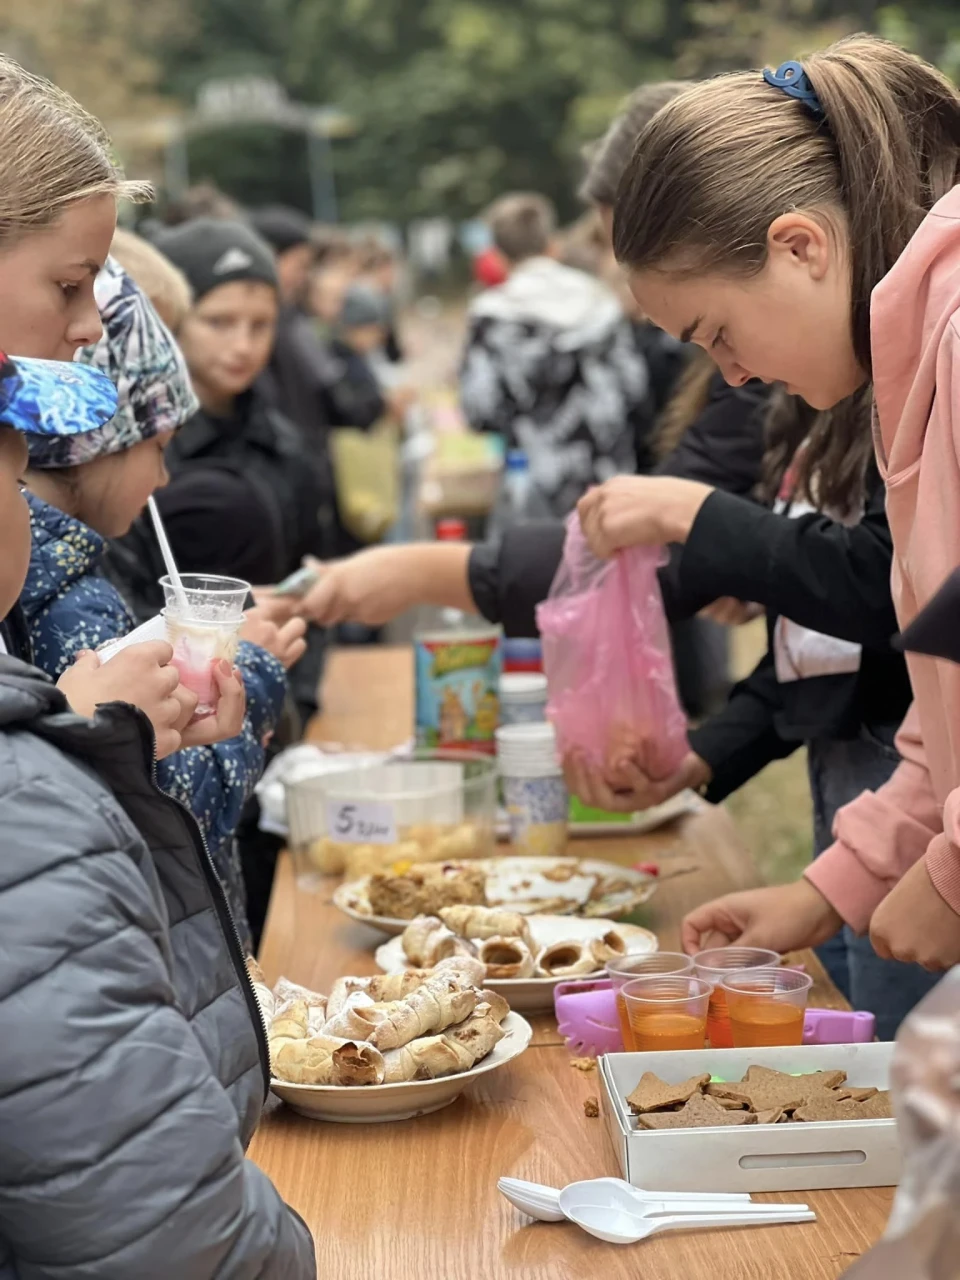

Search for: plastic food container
xmin=498 ymin=672 xmax=548 ymax=726
xmin=287 ymin=748 xmax=498 ymax=888
xmin=496 ymin=722 xmax=568 ymax=856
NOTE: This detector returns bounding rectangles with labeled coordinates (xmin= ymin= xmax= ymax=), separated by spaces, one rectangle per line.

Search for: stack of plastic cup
xmin=498 ymin=672 xmax=548 ymax=727
xmin=160 ymin=573 xmax=250 ymax=716
xmin=495 ymin=722 xmax=568 ymax=856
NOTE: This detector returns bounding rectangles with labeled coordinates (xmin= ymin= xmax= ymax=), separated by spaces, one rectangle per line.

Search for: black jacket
xmin=468 ymin=376 xmax=770 ymax=635
xmin=684 ymin=469 xmax=911 ymax=801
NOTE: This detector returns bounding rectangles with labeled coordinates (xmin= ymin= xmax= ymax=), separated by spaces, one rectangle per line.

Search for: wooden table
xmin=250 ymin=648 xmax=892 ymax=1279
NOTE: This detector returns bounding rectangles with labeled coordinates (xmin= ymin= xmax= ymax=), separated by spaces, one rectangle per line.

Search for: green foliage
xmin=150 ymin=0 xmax=960 ymax=224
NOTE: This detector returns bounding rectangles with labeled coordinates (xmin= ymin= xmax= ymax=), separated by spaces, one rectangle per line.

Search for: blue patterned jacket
xmin=19 ymin=491 xmax=286 ymax=949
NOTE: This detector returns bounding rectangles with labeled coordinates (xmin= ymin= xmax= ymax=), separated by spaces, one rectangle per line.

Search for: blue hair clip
xmin=763 ymin=60 xmax=824 ymax=118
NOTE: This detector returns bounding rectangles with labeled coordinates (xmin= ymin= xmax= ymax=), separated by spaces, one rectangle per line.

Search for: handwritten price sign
xmin=325 ymin=801 xmax=397 ymax=846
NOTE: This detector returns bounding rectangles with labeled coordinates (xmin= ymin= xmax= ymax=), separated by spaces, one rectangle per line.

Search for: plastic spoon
xmin=561 ymin=1199 xmax=816 ymax=1247
xmin=498 ymin=1175 xmax=752 ymax=1222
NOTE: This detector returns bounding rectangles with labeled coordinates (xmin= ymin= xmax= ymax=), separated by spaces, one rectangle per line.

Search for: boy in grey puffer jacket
xmin=0 ymin=354 xmax=315 ymax=1277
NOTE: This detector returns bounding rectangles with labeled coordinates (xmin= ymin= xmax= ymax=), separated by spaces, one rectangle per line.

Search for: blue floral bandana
xmin=0 ymin=351 xmax=117 ymax=438
xmin=26 ymin=256 xmax=199 ymax=469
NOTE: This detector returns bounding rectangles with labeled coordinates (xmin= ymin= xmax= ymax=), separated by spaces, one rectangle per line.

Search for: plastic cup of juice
xmin=693 ymin=947 xmax=780 ymax=1048
xmin=721 ymin=968 xmax=814 ymax=1048
xmin=619 ymin=975 xmax=714 ymax=1052
xmin=160 ymin=574 xmax=250 ymax=717
xmin=606 ymin=954 xmax=695 ymax=1051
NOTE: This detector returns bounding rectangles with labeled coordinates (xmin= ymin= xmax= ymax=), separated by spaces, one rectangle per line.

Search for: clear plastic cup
xmin=160 ymin=574 xmax=249 ymax=717
xmin=619 ymin=975 xmax=714 ymax=1052
xmin=693 ymin=946 xmax=781 ymax=1048
xmin=721 ymin=968 xmax=813 ymax=1048
xmin=607 ymin=954 xmax=695 ymax=1051
xmin=163 ymin=611 xmax=242 ymax=716
xmin=160 ymin=573 xmax=250 ymax=623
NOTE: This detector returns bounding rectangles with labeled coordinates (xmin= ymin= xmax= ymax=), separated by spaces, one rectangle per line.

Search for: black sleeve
xmin=687 ymin=651 xmax=799 ymax=803
xmin=679 ymin=479 xmax=897 ymax=649
xmin=655 ymin=377 xmax=769 ymax=498
xmin=467 ymin=521 xmax=565 ymax=637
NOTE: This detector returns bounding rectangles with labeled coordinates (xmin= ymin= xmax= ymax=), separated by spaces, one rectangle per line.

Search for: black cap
xmin=339 ymin=283 xmax=389 ymax=328
xmin=153 ymin=218 xmax=278 ymax=303
xmin=897 ymin=567 xmax=960 ymax=664
xmin=249 ymin=204 xmax=314 ymax=255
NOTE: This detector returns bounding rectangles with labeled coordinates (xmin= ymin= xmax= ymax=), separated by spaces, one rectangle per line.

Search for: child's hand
xmin=577 ymin=476 xmax=714 ymax=557
xmin=870 ymin=859 xmax=960 ymax=970
xmin=58 ymin=643 xmax=190 ymax=759
xmin=681 ymin=880 xmax=843 ymax=955
xmin=239 ymin=607 xmax=308 ymax=670
xmin=563 ymin=749 xmax=710 ymax=814
xmin=699 ymin=597 xmax=764 ymax=626
xmin=177 ymin=661 xmax=247 ymax=749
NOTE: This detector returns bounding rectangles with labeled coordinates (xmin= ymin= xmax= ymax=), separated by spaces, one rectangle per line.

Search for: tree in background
xmin=0 ymin=0 xmax=190 ymax=177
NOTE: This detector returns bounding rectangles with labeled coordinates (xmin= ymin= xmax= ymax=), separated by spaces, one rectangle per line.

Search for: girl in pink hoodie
xmin=575 ymin=33 xmax=960 ymax=972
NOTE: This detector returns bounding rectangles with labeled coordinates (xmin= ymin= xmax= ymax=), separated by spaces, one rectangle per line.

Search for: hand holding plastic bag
xmin=536 ymin=514 xmax=688 ymax=789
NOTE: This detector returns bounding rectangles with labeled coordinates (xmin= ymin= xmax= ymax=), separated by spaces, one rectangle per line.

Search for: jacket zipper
xmin=138 ymin=723 xmax=271 ymax=1101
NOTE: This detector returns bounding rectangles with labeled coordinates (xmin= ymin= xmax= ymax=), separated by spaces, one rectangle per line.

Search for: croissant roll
xmin=536 ymin=940 xmax=598 ymax=978
xmin=364 ymin=976 xmax=478 ymax=1051
xmin=445 ymin=1007 xmax=507 ymax=1062
xmin=439 ymin=905 xmax=532 ymax=946
xmin=401 ymin=916 xmax=461 ymax=967
xmin=431 ymin=955 xmax=487 ymax=988
xmin=252 ymin=981 xmax=276 ymax=1023
xmin=475 ymin=989 xmax=510 ymax=1023
xmin=270 ymin=998 xmax=310 ymax=1041
xmin=381 ymin=1035 xmax=472 ymax=1084
xmin=274 ymin=976 xmax=327 ymax=1016
xmin=589 ymin=929 xmax=628 ymax=967
xmin=272 ymin=1034 xmax=384 ymax=1086
xmin=321 ymin=993 xmax=389 ymax=1041
xmin=478 ymin=936 xmax=536 ymax=980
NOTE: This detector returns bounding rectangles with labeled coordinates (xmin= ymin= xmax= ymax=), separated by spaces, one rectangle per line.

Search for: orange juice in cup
xmin=619 ymin=976 xmax=713 ymax=1053
xmin=693 ymin=947 xmax=780 ymax=1048
xmin=606 ymin=953 xmax=694 ymax=1051
xmin=722 ymin=968 xmax=813 ymax=1048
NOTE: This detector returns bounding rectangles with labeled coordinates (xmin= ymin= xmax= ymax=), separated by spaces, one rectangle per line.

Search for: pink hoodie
xmin=806 ymin=185 xmax=960 ymax=929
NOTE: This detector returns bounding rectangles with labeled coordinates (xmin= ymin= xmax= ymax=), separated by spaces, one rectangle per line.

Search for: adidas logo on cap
xmin=212 ymin=247 xmax=255 ymax=275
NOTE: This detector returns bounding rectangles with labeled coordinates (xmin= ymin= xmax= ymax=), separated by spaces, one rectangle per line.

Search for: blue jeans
xmin=808 ymin=727 xmax=940 ymax=1041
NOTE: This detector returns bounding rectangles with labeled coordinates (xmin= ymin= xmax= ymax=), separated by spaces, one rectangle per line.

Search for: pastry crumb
xmin=570 ymin=1057 xmax=596 ymax=1072
xmin=583 ymin=1096 xmax=600 ymax=1118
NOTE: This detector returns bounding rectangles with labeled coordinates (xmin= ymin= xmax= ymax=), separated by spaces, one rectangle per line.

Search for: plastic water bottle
xmin=504 ymin=449 xmax=531 ymax=518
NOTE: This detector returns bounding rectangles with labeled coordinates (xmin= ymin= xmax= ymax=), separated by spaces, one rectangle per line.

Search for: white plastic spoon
xmin=562 ymin=1203 xmax=817 ymax=1247
xmin=498 ymin=1175 xmax=752 ymax=1223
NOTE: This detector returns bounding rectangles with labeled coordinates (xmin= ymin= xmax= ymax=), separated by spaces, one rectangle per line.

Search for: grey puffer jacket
xmin=0 ymin=656 xmax=315 ymax=1279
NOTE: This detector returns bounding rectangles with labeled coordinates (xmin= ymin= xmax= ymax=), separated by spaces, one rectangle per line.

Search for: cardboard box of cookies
xmin=599 ymin=1043 xmax=900 ymax=1193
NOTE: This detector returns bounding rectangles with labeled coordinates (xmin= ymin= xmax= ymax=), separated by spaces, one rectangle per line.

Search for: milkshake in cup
xmin=160 ymin=574 xmax=250 ymax=717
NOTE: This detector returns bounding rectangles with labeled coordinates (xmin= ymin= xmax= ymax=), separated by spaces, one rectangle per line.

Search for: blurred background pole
xmin=307 ymin=127 xmax=338 ymax=224
xmin=164 ymin=128 xmax=190 ymax=200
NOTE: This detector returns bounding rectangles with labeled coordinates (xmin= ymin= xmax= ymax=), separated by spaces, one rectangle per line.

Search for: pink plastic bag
xmin=535 ymin=516 xmax=688 ymax=783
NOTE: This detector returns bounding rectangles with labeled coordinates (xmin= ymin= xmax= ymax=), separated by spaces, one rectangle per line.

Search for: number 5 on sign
xmin=326 ymin=801 xmax=397 ymax=845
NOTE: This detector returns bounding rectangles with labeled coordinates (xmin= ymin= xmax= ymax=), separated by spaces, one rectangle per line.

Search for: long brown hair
xmin=0 ymin=55 xmax=150 ymax=246
xmin=760 ymin=387 xmax=874 ymax=516
xmin=579 ymin=81 xmax=692 ymax=208
xmin=612 ymin=35 xmax=960 ymax=374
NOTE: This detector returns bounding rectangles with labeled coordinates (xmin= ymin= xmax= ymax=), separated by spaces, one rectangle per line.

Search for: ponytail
xmin=613 ymin=35 xmax=960 ymax=371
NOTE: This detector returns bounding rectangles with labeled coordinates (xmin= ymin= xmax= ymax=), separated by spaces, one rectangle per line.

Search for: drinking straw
xmin=147 ymin=495 xmax=191 ymax=617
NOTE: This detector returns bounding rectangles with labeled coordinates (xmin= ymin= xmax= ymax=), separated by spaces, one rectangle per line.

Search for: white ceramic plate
xmin=333 ymin=856 xmax=657 ymax=938
xmin=270 ymin=1011 xmax=533 ymax=1123
xmin=375 ymin=916 xmax=658 ymax=1014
